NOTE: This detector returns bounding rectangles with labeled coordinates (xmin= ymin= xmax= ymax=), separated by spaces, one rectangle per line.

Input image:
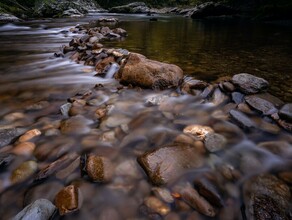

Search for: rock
xmin=137 ymin=144 xmax=204 ymax=185
xmin=181 ymin=77 xmax=208 ymax=94
xmin=145 ymin=94 xmax=169 ymax=106
xmin=97 ymin=17 xmax=119 ymax=24
xmin=109 ymin=2 xmax=150 ymax=14
xmin=0 ymin=153 xmax=14 ymax=170
xmin=113 ymin=28 xmax=127 ymax=37
xmin=18 ymin=129 xmax=41 ymax=142
xmin=231 ymin=92 xmax=244 ymax=104
xmin=60 ymin=115 xmax=93 ymax=135
xmin=229 ymin=109 xmax=256 ymax=129
xmin=174 ymin=182 xmax=216 ymax=217
xmin=11 ymin=161 xmax=38 ymax=184
xmin=84 ymin=154 xmax=114 ymax=182
xmin=204 ymin=133 xmax=227 ymax=152
xmin=222 ymin=81 xmax=235 ymax=92
xmin=152 ymin=187 xmax=174 ymax=204
xmin=183 ymin=125 xmax=214 ymax=140
xmin=62 ymin=8 xmax=83 ymax=17
xmin=194 ymin=178 xmax=224 ymax=207
xmin=13 ymin=199 xmax=56 ymax=220
xmin=0 ymin=128 xmax=26 ymax=148
xmin=245 ymin=95 xmax=278 ymax=115
xmin=12 ymin=142 xmax=36 ymax=156
xmin=258 ymin=141 xmax=292 ymax=158
xmin=279 ymin=104 xmax=292 ymax=122
xmin=144 ymin=196 xmax=170 ymax=216
xmin=243 ymin=174 xmax=291 ymax=220
xmin=60 ymin=103 xmax=72 ymax=117
xmin=211 ymin=88 xmax=229 ymax=105
xmin=116 ymin=53 xmax=183 ymax=89
xmin=55 ymin=185 xmax=83 ymax=215
xmin=0 ymin=13 xmax=21 ymax=23
xmin=232 ymin=73 xmax=269 ymax=94
xmin=34 ymin=0 xmax=101 ymax=17
xmin=35 ymin=153 xmax=78 ymax=181
xmin=191 ymin=2 xmax=237 ymax=19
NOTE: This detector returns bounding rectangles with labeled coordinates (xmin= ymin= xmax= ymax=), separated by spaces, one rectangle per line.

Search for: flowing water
xmin=0 ymin=13 xmax=291 ymax=219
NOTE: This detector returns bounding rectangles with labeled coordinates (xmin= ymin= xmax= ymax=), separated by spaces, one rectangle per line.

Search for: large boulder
xmin=191 ymin=2 xmax=237 ymax=19
xmin=116 ymin=53 xmax=183 ymax=89
xmin=34 ymin=0 xmax=102 ymax=17
xmin=232 ymin=73 xmax=269 ymax=94
xmin=109 ymin=2 xmax=150 ymax=14
xmin=0 ymin=13 xmax=21 ymax=23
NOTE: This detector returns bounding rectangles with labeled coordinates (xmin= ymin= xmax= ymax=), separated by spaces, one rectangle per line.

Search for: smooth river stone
xmin=0 ymin=128 xmax=26 ymax=148
xmin=144 ymin=196 xmax=170 ymax=216
xmin=12 ymin=142 xmax=36 ymax=156
xmin=232 ymin=73 xmax=269 ymax=94
xmin=13 ymin=199 xmax=56 ymax=220
xmin=174 ymin=182 xmax=216 ymax=217
xmin=11 ymin=161 xmax=38 ymax=184
xmin=245 ymin=95 xmax=278 ymax=115
xmin=183 ymin=125 xmax=214 ymax=140
xmin=18 ymin=129 xmax=41 ymax=142
xmin=243 ymin=174 xmax=291 ymax=220
xmin=85 ymin=154 xmax=114 ymax=182
xmin=203 ymin=133 xmax=227 ymax=152
xmin=229 ymin=110 xmax=256 ymax=129
xmin=279 ymin=103 xmax=292 ymax=122
xmin=0 ymin=153 xmax=14 ymax=170
xmin=60 ymin=115 xmax=93 ymax=135
xmin=137 ymin=144 xmax=204 ymax=185
xmin=55 ymin=185 xmax=83 ymax=215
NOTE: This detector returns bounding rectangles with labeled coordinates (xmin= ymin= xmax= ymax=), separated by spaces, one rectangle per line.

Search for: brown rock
xmin=95 ymin=56 xmax=115 ymax=74
xmin=85 ymin=154 xmax=114 ymax=182
xmin=18 ymin=129 xmax=41 ymax=142
xmin=116 ymin=53 xmax=183 ymax=89
xmin=55 ymin=185 xmax=83 ymax=215
xmin=138 ymin=144 xmax=204 ymax=185
xmin=174 ymin=182 xmax=216 ymax=217
xmin=12 ymin=142 xmax=36 ymax=156
xmin=278 ymin=171 xmax=292 ymax=184
xmin=183 ymin=125 xmax=214 ymax=140
xmin=144 ymin=196 xmax=170 ymax=216
xmin=11 ymin=161 xmax=38 ymax=184
xmin=243 ymin=174 xmax=291 ymax=220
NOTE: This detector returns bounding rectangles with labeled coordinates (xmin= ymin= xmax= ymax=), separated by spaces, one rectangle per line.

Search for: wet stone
xmin=0 ymin=153 xmax=14 ymax=170
xmin=18 ymin=129 xmax=41 ymax=142
xmin=84 ymin=154 xmax=114 ymax=182
xmin=138 ymin=144 xmax=204 ymax=185
xmin=11 ymin=161 xmax=38 ymax=184
xmin=181 ymin=77 xmax=208 ymax=94
xmin=152 ymin=187 xmax=174 ymax=204
xmin=222 ymin=81 xmax=235 ymax=92
xmin=194 ymin=178 xmax=224 ymax=207
xmin=257 ymin=141 xmax=292 ymax=158
xmin=243 ymin=174 xmax=291 ymax=220
xmin=231 ymin=92 xmax=244 ymax=104
xmin=12 ymin=142 xmax=36 ymax=156
xmin=13 ymin=199 xmax=56 ymax=220
xmin=211 ymin=88 xmax=229 ymax=106
xmin=183 ymin=125 xmax=214 ymax=140
xmin=55 ymin=185 xmax=83 ymax=216
xmin=60 ymin=115 xmax=93 ymax=135
xmin=279 ymin=103 xmax=292 ymax=122
xmin=229 ymin=109 xmax=256 ymax=129
xmin=144 ymin=196 xmax=171 ymax=216
xmin=245 ymin=95 xmax=278 ymax=115
xmin=232 ymin=73 xmax=269 ymax=94
xmin=174 ymin=182 xmax=216 ymax=217
xmin=203 ymin=133 xmax=227 ymax=152
xmin=0 ymin=128 xmax=26 ymax=148
xmin=60 ymin=103 xmax=72 ymax=117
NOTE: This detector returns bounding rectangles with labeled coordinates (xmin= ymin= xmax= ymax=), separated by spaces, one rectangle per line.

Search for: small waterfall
xmin=105 ymin=63 xmax=120 ymax=79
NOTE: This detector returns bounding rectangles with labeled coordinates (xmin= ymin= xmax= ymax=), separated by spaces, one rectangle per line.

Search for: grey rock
xmin=211 ymin=88 xmax=229 ymax=105
xmin=60 ymin=103 xmax=72 ymax=117
xmin=204 ymin=133 xmax=227 ymax=152
xmin=62 ymin=8 xmax=83 ymax=17
xmin=0 ymin=153 xmax=14 ymax=169
xmin=232 ymin=73 xmax=269 ymax=94
xmin=0 ymin=13 xmax=21 ymax=23
xmin=279 ymin=104 xmax=292 ymax=122
xmin=138 ymin=143 xmax=204 ymax=185
xmin=0 ymin=128 xmax=26 ymax=148
xmin=245 ymin=95 xmax=278 ymax=115
xmin=13 ymin=199 xmax=56 ymax=220
xmin=243 ymin=174 xmax=291 ymax=220
xmin=229 ymin=110 xmax=255 ymax=129
xmin=231 ymin=92 xmax=244 ymax=104
xmin=109 ymin=2 xmax=150 ymax=14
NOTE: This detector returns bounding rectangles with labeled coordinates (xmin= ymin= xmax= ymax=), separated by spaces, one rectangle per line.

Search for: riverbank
xmin=0 ymin=18 xmax=291 ymax=219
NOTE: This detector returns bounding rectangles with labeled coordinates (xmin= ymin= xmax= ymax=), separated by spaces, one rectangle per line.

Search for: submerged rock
xmin=232 ymin=73 xmax=269 ymax=94
xmin=279 ymin=104 xmax=292 ymax=122
xmin=245 ymin=95 xmax=278 ymax=115
xmin=137 ymin=144 xmax=204 ymax=185
xmin=204 ymin=133 xmax=227 ymax=152
xmin=13 ymin=199 xmax=56 ymax=220
xmin=0 ymin=128 xmax=26 ymax=148
xmin=11 ymin=161 xmax=38 ymax=184
xmin=55 ymin=185 xmax=83 ymax=215
xmin=243 ymin=174 xmax=291 ymax=220
xmin=0 ymin=13 xmax=21 ymax=23
xmin=229 ymin=109 xmax=256 ymax=129
xmin=116 ymin=53 xmax=183 ymax=89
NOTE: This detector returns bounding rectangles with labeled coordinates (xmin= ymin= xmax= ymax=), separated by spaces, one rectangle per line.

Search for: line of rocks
xmin=0 ymin=21 xmax=291 ymax=220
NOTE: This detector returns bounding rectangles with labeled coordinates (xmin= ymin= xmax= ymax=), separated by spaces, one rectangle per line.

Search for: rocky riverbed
xmin=0 ymin=19 xmax=291 ymax=220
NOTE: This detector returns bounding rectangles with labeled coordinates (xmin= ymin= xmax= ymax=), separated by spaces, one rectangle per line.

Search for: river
xmin=0 ymin=13 xmax=291 ymax=219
